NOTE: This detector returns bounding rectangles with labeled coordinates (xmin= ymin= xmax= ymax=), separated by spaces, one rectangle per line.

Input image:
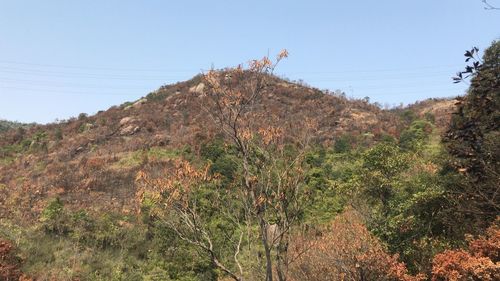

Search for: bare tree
xmin=137 ymin=51 xmax=316 ymax=281
xmin=136 ymin=160 xmax=246 ymax=280
xmin=199 ymin=51 xmax=317 ymax=281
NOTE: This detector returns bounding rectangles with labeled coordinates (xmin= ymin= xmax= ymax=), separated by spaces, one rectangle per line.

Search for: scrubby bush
xmin=289 ymin=209 xmax=425 ymax=281
xmin=432 ymin=223 xmax=500 ymax=281
xmin=399 ymin=120 xmax=433 ymax=151
xmin=333 ymin=134 xmax=352 ymax=153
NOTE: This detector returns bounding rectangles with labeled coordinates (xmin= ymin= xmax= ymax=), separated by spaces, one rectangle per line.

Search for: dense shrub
xmin=432 ymin=223 xmax=500 ymax=281
xmin=399 ymin=120 xmax=433 ymax=150
xmin=289 ymin=209 xmax=425 ymax=281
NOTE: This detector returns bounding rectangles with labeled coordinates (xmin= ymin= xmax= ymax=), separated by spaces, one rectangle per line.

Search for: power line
xmin=0 ymin=86 xmax=145 ymax=96
xmin=0 ymin=59 xmax=462 ymax=75
xmin=0 ymin=84 xmax=463 ymax=97
xmin=0 ymin=60 xmax=198 ymax=72
xmin=284 ymin=65 xmax=462 ymax=75
xmin=0 ymin=60 xmax=466 ymax=100
xmin=0 ymin=77 xmax=167 ymax=90
xmin=0 ymin=68 xmax=460 ymax=83
xmin=0 ymin=76 xmax=460 ymax=91
xmin=0 ymin=67 xmax=190 ymax=80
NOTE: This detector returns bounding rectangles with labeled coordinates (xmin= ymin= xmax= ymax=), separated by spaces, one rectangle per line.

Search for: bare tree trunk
xmin=260 ymin=217 xmax=274 ymax=281
xmin=276 ymin=256 xmax=286 ymax=281
xmin=276 ymin=242 xmax=288 ymax=281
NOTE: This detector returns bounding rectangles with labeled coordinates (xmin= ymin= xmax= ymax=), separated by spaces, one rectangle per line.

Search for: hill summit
xmin=0 ymin=73 xmax=454 ymax=219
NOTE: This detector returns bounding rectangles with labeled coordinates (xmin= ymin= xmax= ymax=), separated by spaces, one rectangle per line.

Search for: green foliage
xmin=40 ymin=198 xmax=68 ymax=235
xmin=330 ymin=130 xmax=460 ymax=273
xmin=29 ymin=131 xmax=48 ymax=152
xmin=424 ymin=112 xmax=435 ymax=123
xmin=0 ymin=147 xmax=16 ymax=165
xmin=40 ymin=198 xmax=64 ymax=222
xmin=367 ymin=167 xmax=452 ymax=273
xmin=0 ymin=130 xmax=49 ymax=157
xmin=54 ymin=127 xmax=63 ymax=140
xmin=200 ymin=138 xmax=238 ymax=182
xmin=0 ymin=120 xmax=33 ymax=133
xmin=363 ymin=143 xmax=409 ymax=179
xmin=113 ymin=147 xmax=183 ymax=169
xmin=20 ymin=138 xmax=32 ymax=150
xmin=399 ymin=120 xmax=433 ymax=151
xmin=78 ymin=113 xmax=88 ymax=120
xmin=145 ymin=88 xmax=177 ymax=103
xmin=380 ymin=133 xmax=397 ymax=144
xmin=333 ymin=134 xmax=352 ymax=153
xmin=140 ymin=179 xmax=239 ymax=280
xmin=1 ymin=199 xmax=217 ymax=281
xmin=79 ymin=123 xmax=94 ymax=133
xmin=400 ymin=109 xmax=418 ymax=124
xmin=303 ymin=147 xmax=351 ymax=223
xmin=120 ymin=101 xmax=134 ymax=108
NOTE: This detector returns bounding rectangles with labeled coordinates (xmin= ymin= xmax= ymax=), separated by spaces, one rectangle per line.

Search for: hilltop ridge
xmin=0 ymin=73 xmax=456 ymax=219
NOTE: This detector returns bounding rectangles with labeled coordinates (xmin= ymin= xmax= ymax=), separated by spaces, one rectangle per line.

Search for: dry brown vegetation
xmin=0 ymin=39 xmax=495 ymax=281
xmin=0 ymin=240 xmax=31 ymax=281
xmin=0 ymin=68 xmax=452 ymax=222
xmin=0 ymin=53 xmax=461 ymax=280
xmin=289 ymin=209 xmax=426 ymax=281
xmin=431 ymin=223 xmax=500 ymax=281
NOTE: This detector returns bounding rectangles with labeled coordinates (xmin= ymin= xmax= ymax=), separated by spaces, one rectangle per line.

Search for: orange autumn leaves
xmin=431 ymin=223 xmax=500 ymax=281
xmin=199 ymin=49 xmax=296 ymax=150
xmin=288 ymin=211 xmax=499 ymax=281
xmin=289 ymin=208 xmax=425 ymax=281
xmin=135 ymin=160 xmax=215 ymax=212
xmin=248 ymin=49 xmax=288 ymax=72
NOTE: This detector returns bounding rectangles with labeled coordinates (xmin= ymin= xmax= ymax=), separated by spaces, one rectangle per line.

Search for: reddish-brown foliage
xmin=431 ymin=223 xmax=500 ymax=281
xmin=289 ymin=209 xmax=425 ymax=281
xmin=0 ymin=68 xmax=454 ymax=222
xmin=0 ymin=240 xmax=31 ymax=281
xmin=468 ymin=225 xmax=500 ymax=261
xmin=135 ymin=159 xmax=214 ymax=213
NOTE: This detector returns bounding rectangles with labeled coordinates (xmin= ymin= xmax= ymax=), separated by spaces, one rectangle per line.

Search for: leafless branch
xmin=482 ymin=0 xmax=500 ymax=10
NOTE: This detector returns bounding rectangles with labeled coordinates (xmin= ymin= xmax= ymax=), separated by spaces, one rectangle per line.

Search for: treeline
xmin=0 ymin=120 xmax=33 ymax=133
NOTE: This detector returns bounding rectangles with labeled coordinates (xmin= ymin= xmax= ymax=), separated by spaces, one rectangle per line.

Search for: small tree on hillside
xmin=137 ymin=51 xmax=316 ymax=281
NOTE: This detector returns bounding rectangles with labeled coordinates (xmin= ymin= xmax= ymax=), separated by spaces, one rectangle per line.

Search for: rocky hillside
xmin=0 ymin=74 xmax=455 ymax=221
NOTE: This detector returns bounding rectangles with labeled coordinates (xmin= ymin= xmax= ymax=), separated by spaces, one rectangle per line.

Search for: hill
xmin=0 ymin=73 xmax=455 ymax=220
xmin=0 ymin=71 xmax=466 ymax=281
xmin=0 ymin=40 xmax=496 ymax=281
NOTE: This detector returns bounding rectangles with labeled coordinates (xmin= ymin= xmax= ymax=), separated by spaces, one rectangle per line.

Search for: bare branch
xmin=482 ymin=0 xmax=500 ymax=10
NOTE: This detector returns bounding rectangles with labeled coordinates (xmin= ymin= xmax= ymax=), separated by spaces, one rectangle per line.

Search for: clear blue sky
xmin=1 ymin=0 xmax=499 ymax=123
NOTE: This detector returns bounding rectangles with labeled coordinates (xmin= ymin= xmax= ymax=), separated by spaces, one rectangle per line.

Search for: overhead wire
xmin=0 ymin=60 xmax=467 ymax=98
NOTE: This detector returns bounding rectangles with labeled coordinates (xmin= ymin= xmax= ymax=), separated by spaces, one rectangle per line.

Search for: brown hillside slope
xmin=0 ymin=74 xmax=452 ymax=221
xmin=405 ymin=98 xmax=458 ymax=130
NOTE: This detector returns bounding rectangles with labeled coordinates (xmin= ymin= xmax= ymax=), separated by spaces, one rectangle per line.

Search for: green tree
xmin=444 ymin=41 xmax=500 ymax=229
xmin=334 ymin=134 xmax=351 ymax=153
xmin=399 ymin=120 xmax=433 ymax=151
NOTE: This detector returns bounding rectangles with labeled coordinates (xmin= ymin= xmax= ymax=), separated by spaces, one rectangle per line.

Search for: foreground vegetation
xmin=1 ymin=41 xmax=498 ymax=280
